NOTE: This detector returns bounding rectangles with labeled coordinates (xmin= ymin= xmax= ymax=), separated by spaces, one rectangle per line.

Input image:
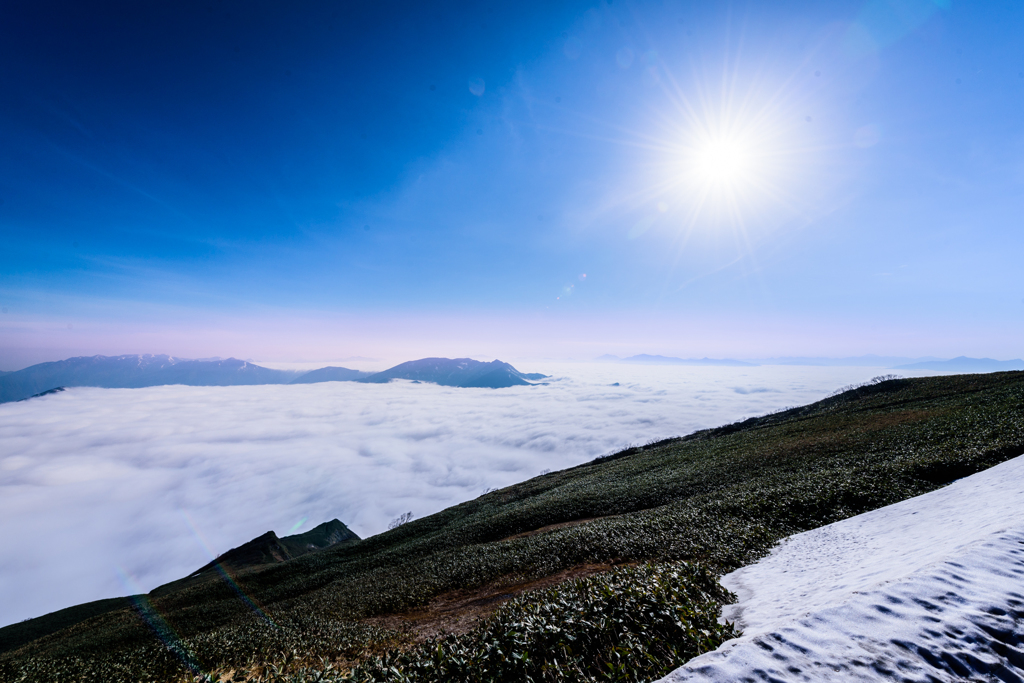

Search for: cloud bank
xmin=0 ymin=363 xmax=923 ymax=626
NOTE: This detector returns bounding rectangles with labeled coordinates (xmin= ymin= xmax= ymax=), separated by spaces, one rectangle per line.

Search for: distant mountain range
xmin=891 ymin=356 xmax=1024 ymax=372
xmin=597 ymin=354 xmax=755 ymax=367
xmin=598 ymin=353 xmax=1024 ymax=371
xmin=0 ymin=355 xmax=299 ymax=403
xmin=0 ymin=355 xmax=549 ymax=403
xmin=4 ymin=353 xmax=1021 ymax=404
xmin=744 ymin=355 xmax=945 ymax=367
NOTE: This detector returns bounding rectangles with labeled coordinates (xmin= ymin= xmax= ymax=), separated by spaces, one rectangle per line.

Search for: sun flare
xmin=636 ymin=63 xmax=813 ymax=238
xmin=693 ymin=138 xmax=752 ymax=184
xmin=657 ymin=105 xmax=797 ymax=231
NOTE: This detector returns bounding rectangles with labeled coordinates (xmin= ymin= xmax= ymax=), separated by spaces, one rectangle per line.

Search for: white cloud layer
xmin=0 ymin=363 xmax=928 ymax=626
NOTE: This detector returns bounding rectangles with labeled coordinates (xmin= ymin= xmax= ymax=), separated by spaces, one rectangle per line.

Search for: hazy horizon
xmin=3 ymin=347 xmax=1013 ymax=374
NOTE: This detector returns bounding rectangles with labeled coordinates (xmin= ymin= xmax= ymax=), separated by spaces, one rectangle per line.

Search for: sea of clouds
xmin=0 ymin=362 xmax=935 ymax=626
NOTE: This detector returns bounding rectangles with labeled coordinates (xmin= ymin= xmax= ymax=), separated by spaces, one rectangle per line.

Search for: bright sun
xmin=692 ymin=138 xmax=752 ymax=185
xmin=637 ymin=67 xmax=810 ymax=237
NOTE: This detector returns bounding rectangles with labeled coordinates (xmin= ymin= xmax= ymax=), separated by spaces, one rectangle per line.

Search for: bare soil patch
xmin=498 ymin=515 xmax=620 ymax=543
xmin=365 ymin=562 xmax=623 ymax=641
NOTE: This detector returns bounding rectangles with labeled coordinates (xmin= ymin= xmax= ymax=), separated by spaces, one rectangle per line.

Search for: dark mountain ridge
xmin=0 ymin=520 xmax=359 ymax=654
xmin=152 ymin=519 xmax=360 ymax=597
xmin=195 ymin=519 xmax=359 ymax=577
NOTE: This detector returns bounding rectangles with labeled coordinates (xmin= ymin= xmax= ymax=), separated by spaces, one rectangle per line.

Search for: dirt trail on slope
xmin=366 ymin=559 xmax=625 ymax=640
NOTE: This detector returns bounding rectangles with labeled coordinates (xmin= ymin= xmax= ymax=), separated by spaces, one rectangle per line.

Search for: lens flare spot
xmin=287 ymin=516 xmax=308 ymax=534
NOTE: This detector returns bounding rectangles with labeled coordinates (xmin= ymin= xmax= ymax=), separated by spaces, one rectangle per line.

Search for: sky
xmin=1 ymin=0 xmax=1023 ymax=368
xmin=0 ymin=362 xmax=938 ymax=626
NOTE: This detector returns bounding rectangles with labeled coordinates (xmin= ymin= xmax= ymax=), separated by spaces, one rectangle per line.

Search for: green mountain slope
xmin=2 ymin=371 xmax=1022 ymax=683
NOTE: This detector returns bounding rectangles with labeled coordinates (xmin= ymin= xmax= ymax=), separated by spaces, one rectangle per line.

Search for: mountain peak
xmin=149 ymin=519 xmax=360 ymax=599
xmin=358 ymin=357 xmax=547 ymax=388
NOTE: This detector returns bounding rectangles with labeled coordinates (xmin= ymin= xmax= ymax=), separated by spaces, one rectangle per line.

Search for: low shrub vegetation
xmin=217 ymin=562 xmax=734 ymax=683
xmin=347 ymin=562 xmax=734 ymax=683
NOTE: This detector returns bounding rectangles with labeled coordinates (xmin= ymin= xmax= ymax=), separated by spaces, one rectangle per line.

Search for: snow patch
xmin=659 ymin=454 xmax=1024 ymax=682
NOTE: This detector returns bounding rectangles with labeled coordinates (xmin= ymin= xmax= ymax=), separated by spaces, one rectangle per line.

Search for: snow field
xmin=660 ymin=453 xmax=1024 ymax=682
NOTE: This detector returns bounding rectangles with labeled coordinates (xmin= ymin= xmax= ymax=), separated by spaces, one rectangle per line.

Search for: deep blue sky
xmin=1 ymin=0 xmax=1022 ymax=367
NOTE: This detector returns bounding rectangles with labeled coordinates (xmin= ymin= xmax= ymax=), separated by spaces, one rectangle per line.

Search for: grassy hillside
xmin=2 ymin=371 xmax=1023 ymax=682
